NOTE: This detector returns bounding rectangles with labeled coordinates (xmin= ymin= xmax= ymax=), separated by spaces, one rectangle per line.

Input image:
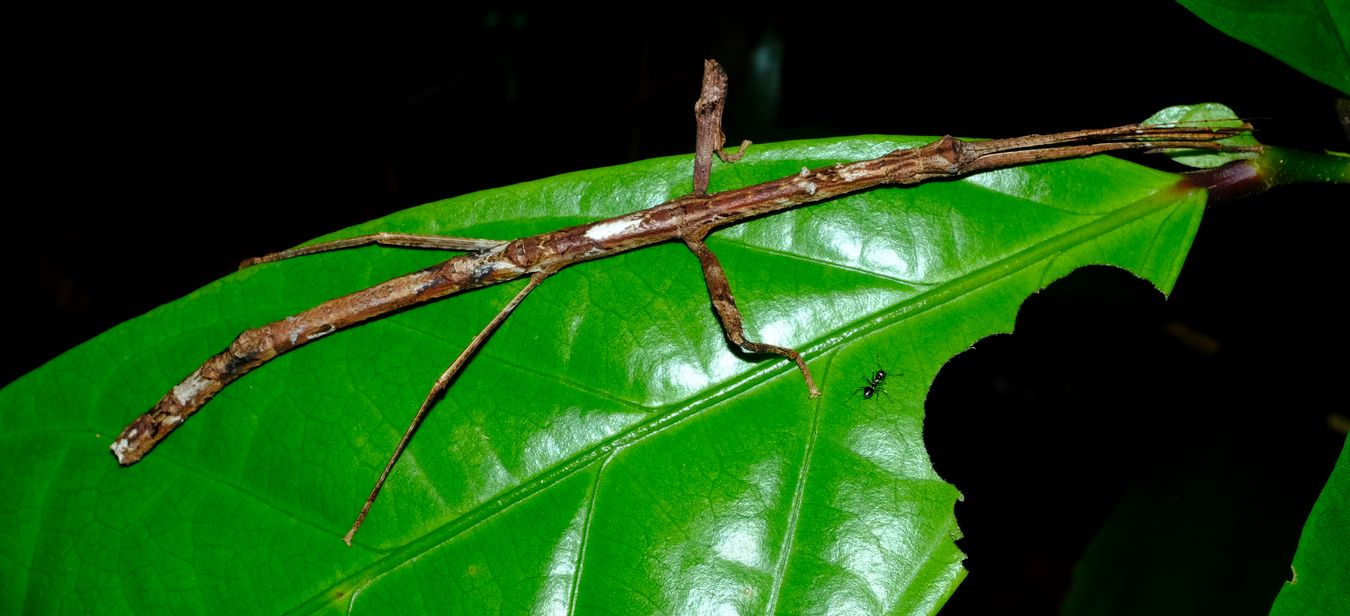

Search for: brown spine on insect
xmin=693 ymin=59 xmax=728 ymax=195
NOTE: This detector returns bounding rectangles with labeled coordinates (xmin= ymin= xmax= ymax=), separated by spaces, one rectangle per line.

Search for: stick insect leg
xmin=343 ymin=270 xmax=551 ymax=545
xmin=241 ymin=233 xmax=509 ymax=268
xmin=693 ymin=60 xmax=752 ymax=195
xmin=717 ymin=139 xmax=752 ymax=163
xmin=684 ymin=233 xmax=820 ymax=398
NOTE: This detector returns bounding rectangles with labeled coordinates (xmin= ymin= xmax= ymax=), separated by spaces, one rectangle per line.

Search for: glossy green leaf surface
xmin=1179 ymin=0 xmax=1350 ymax=96
xmin=1 ymin=137 xmax=1209 ymax=614
xmin=1269 ymin=438 xmax=1350 ymax=615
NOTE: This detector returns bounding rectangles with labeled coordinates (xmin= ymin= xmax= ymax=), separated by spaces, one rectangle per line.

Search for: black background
xmin=7 ymin=3 xmax=1347 ymax=613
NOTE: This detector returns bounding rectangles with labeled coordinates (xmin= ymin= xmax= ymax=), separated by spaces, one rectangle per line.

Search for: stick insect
xmin=110 ymin=60 xmax=1255 ymax=544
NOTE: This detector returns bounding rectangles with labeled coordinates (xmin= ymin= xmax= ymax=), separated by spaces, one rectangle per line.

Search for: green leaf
xmin=1 ymin=136 xmax=1209 ymax=614
xmin=1269 ymin=437 xmax=1350 ymax=615
xmin=1143 ymin=103 xmax=1260 ymax=168
xmin=1178 ymin=0 xmax=1350 ymax=96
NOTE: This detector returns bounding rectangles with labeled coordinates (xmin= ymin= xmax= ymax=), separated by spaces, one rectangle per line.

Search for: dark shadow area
xmin=926 ymin=264 xmax=1345 ymax=615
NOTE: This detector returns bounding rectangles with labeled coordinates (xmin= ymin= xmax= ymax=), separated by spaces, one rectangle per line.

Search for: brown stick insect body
xmin=112 ymin=60 xmax=1253 ymax=543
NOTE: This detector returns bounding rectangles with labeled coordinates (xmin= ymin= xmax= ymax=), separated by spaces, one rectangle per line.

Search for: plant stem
xmin=1256 ymin=146 xmax=1350 ymax=186
xmin=1184 ymin=147 xmax=1349 ymax=201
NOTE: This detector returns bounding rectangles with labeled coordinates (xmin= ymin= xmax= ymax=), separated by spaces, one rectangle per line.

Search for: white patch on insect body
xmin=172 ymin=373 xmax=210 ymax=406
xmin=164 ymin=415 xmax=182 ymax=426
xmin=112 ymin=438 xmax=131 ymax=462
xmin=306 ymin=324 xmax=336 ymax=341
xmin=799 ymin=167 xmax=810 ymax=177
xmin=837 ymin=166 xmax=865 ymax=181
xmin=584 ymin=217 xmax=642 ymax=242
xmin=486 ymin=259 xmax=524 ymax=276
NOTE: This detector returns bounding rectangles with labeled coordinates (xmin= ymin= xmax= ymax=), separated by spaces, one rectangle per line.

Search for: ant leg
xmin=241 ymin=233 xmax=509 ymax=268
xmin=684 ymin=232 xmax=820 ymax=398
xmin=343 ymin=269 xmax=551 ymax=545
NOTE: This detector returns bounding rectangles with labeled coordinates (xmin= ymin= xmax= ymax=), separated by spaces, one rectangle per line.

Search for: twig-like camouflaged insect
xmin=109 ymin=60 xmax=1258 ymax=543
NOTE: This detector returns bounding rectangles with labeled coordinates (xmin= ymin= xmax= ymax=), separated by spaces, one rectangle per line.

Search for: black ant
xmin=858 ymin=368 xmax=888 ymax=399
